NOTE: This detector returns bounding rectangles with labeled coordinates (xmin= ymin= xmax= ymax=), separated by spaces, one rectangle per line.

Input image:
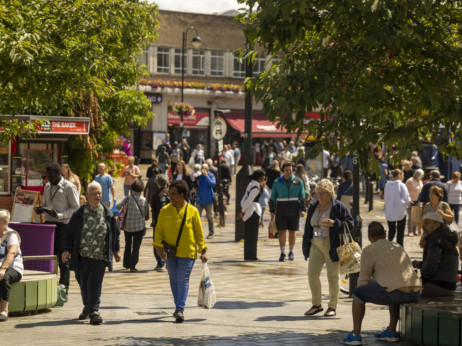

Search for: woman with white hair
xmin=406 ymin=169 xmax=424 ymax=236
xmin=0 ymin=209 xmax=23 ymax=321
xmin=302 ymin=179 xmax=354 ymax=317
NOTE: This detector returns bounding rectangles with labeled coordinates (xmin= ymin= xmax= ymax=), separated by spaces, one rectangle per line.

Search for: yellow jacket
xmin=153 ymin=203 xmax=207 ymax=258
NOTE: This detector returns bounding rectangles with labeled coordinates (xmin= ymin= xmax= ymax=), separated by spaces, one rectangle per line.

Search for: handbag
xmin=197 ymin=263 xmax=216 ymax=309
xmin=410 ymin=205 xmax=423 ymax=226
xmin=163 ymin=203 xmax=188 ymax=259
xmin=117 ymin=197 xmax=130 ymax=230
xmin=268 ymin=219 xmax=277 ymax=235
xmin=336 ymin=221 xmax=362 ymax=275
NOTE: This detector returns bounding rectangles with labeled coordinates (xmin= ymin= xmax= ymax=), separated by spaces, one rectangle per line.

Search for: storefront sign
xmin=168 ymin=112 xmax=209 ymax=128
xmin=146 ymin=94 xmax=163 ymax=104
xmin=38 ymin=120 xmax=89 ymax=134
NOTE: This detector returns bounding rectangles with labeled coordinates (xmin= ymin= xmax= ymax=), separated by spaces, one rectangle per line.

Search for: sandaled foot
xmin=324 ymin=308 xmax=336 ymax=317
xmin=304 ymin=305 xmax=323 ymax=316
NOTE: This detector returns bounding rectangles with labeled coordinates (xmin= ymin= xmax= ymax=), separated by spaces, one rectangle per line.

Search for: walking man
xmin=195 ymin=163 xmax=216 ymax=239
xmin=38 ymin=162 xmax=80 ymax=297
xmin=94 ymin=163 xmax=115 ymax=208
xmin=62 ymin=182 xmax=121 ymax=325
xmin=270 ymin=162 xmax=306 ymax=261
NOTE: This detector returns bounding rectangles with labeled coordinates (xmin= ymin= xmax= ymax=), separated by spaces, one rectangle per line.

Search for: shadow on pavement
xmin=213 ymin=301 xmax=286 ymax=309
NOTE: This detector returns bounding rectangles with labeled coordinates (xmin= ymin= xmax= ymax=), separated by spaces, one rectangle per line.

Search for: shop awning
xmin=0 ymin=115 xmax=90 ymax=135
xmin=168 ymin=112 xmax=209 ymax=129
xmin=225 ymin=113 xmax=318 ymax=138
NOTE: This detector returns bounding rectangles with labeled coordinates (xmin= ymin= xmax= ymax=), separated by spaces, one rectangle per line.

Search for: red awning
xmin=168 ymin=112 xmax=209 ymax=129
xmin=225 ymin=113 xmax=317 ymax=138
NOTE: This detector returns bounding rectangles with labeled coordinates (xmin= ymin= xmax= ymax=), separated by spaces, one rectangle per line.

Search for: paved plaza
xmin=4 ymin=165 xmax=426 ymax=345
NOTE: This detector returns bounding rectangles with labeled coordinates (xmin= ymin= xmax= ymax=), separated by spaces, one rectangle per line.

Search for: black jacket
xmin=302 ymin=198 xmax=354 ymax=262
xmin=421 ymin=225 xmax=459 ymax=289
xmin=64 ymin=204 xmax=120 ymax=271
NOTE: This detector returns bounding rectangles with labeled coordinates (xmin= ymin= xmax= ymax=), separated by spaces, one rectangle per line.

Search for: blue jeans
xmin=123 ymin=184 xmax=131 ymax=197
xmin=450 ymin=204 xmax=460 ymax=225
xmin=75 ymin=256 xmax=107 ymax=312
xmin=353 ymin=283 xmax=421 ymax=306
xmin=166 ymin=257 xmax=195 ymax=312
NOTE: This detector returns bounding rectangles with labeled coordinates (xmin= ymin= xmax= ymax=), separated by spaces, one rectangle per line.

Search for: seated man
xmin=343 ymin=222 xmax=421 ymax=345
xmin=419 ymin=212 xmax=459 ymax=297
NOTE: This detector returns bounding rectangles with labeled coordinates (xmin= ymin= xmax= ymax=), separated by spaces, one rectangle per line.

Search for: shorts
xmin=276 ymin=215 xmax=300 ymax=231
xmin=353 ymin=283 xmax=421 ymax=306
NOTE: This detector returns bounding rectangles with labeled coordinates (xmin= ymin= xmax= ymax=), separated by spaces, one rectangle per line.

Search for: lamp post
xmin=180 ymin=27 xmax=201 ymax=143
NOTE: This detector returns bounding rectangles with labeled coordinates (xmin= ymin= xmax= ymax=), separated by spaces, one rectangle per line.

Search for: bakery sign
xmin=0 ymin=115 xmax=90 ymax=135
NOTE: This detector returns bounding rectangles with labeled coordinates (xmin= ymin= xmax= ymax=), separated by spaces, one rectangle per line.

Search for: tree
xmin=238 ymin=0 xmax=462 ymax=172
xmin=0 ymin=0 xmax=158 ymax=180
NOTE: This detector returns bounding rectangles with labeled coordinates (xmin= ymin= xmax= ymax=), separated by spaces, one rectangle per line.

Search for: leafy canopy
xmin=238 ymin=0 xmax=462 ymax=171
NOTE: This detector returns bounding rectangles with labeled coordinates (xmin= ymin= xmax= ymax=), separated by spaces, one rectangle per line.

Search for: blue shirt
xmin=95 ymin=174 xmax=114 ymax=203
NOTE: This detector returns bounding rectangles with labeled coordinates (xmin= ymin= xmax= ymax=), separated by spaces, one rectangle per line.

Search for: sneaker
xmin=130 ymin=268 xmax=139 ymax=273
xmin=89 ymin=311 xmax=103 ymax=325
xmin=279 ymin=252 xmax=286 ymax=262
xmin=206 ymin=233 xmax=214 ymax=239
xmin=374 ymin=328 xmax=400 ymax=342
xmin=154 ymin=265 xmax=166 ymax=272
xmin=288 ymin=252 xmax=294 ymax=261
xmin=78 ymin=307 xmax=90 ymax=320
xmin=0 ymin=313 xmax=8 ymax=322
xmin=343 ymin=332 xmax=362 ymax=345
xmin=175 ymin=310 xmax=184 ymax=323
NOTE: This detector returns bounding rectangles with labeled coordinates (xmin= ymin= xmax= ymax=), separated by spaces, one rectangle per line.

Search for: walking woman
xmin=419 ymin=185 xmax=454 ymax=232
xmin=302 ymin=179 xmax=353 ymax=317
xmin=384 ymin=169 xmax=411 ymax=246
xmin=154 ymin=180 xmax=208 ymax=323
xmin=62 ymin=163 xmax=81 ymax=194
xmin=116 ymin=179 xmax=148 ymax=272
xmin=172 ymin=160 xmax=192 ymax=200
xmin=405 ymin=169 xmax=424 ymax=236
xmin=447 ymin=171 xmax=462 ymax=225
xmin=239 ymin=169 xmax=266 ymax=261
xmin=0 ymin=210 xmax=23 ymax=321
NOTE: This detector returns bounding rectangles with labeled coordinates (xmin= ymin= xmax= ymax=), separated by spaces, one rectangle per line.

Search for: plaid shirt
xmin=116 ymin=193 xmax=148 ymax=232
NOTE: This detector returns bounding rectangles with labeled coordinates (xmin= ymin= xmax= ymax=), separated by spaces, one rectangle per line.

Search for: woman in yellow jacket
xmin=154 ymin=179 xmax=208 ymax=323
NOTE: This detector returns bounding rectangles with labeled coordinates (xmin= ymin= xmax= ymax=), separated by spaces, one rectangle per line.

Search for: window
xmin=19 ymin=142 xmax=58 ymax=189
xmin=233 ymin=51 xmax=246 ymax=78
xmin=192 ymin=49 xmax=205 ymax=76
xmin=174 ymin=48 xmax=186 ymax=74
xmin=253 ymin=54 xmax=267 ymax=77
xmin=210 ymin=50 xmax=224 ymax=77
xmin=157 ymin=47 xmax=170 ymax=73
xmin=137 ymin=46 xmax=149 ymax=68
xmin=0 ymin=143 xmax=9 ymax=193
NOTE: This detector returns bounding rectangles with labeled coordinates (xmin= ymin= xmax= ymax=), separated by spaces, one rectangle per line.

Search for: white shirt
xmin=42 ymin=177 xmax=80 ymax=224
xmin=322 ymin=150 xmax=330 ymax=169
xmin=447 ymin=181 xmax=462 ymax=205
xmin=384 ymin=180 xmax=411 ymax=221
xmin=0 ymin=228 xmax=23 ymax=276
xmin=224 ymin=150 xmax=235 ymax=167
xmin=241 ymin=181 xmax=262 ymax=221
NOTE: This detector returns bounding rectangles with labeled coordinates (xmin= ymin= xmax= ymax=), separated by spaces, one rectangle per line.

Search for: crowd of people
xmin=0 ymin=140 xmax=461 ymax=346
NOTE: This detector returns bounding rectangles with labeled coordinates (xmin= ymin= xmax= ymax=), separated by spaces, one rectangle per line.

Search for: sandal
xmin=304 ymin=305 xmax=323 ymax=316
xmin=324 ymin=308 xmax=336 ymax=317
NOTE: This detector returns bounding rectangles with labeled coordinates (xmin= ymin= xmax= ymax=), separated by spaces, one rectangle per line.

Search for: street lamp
xmin=180 ymin=27 xmax=202 ymax=143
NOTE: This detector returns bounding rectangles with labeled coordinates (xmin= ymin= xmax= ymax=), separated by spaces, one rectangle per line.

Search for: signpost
xmin=212 ymin=116 xmax=227 ymax=227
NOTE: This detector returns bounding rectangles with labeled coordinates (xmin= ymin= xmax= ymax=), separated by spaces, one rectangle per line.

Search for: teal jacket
xmin=269 ymin=174 xmax=306 ymax=217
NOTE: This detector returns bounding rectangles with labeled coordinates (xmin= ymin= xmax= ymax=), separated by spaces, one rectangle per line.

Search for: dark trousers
xmin=152 ymin=217 xmax=165 ymax=267
xmin=0 ymin=268 xmax=21 ymax=301
xmin=123 ymin=229 xmax=145 ymax=270
xmin=244 ymin=212 xmax=260 ymax=260
xmin=387 ymin=216 xmax=407 ymax=246
xmin=48 ymin=222 xmax=70 ymax=288
xmin=75 ymin=256 xmax=106 ymax=312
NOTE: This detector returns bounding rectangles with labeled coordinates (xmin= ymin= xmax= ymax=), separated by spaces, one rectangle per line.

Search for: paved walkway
xmin=5 ymin=165 xmax=423 ymax=345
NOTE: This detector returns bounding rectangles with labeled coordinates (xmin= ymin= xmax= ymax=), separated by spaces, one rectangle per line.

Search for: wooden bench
xmin=9 ymin=256 xmax=58 ymax=313
xmin=400 ymin=296 xmax=462 ymax=346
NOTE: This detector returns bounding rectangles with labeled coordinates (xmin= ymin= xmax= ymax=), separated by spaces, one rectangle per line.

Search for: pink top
xmin=406 ymin=177 xmax=422 ymax=201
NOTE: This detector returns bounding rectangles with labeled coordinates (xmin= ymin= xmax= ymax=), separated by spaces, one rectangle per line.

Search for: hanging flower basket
xmin=172 ymin=102 xmax=195 ymax=117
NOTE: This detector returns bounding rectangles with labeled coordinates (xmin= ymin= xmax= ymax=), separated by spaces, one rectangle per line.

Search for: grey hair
xmin=315 ymin=178 xmax=335 ymax=197
xmin=0 ymin=209 xmax=10 ymax=223
xmin=206 ymin=159 xmax=213 ymax=166
xmin=87 ymin=181 xmax=102 ymax=193
xmin=413 ymin=169 xmax=424 ymax=179
xmin=193 ymin=164 xmax=201 ymax=172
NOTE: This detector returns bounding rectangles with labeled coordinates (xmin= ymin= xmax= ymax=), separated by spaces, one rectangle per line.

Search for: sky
xmin=148 ymin=0 xmax=243 ymax=14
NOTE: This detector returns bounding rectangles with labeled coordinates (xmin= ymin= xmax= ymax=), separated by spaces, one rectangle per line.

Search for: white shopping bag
xmin=197 ymin=263 xmax=216 ymax=309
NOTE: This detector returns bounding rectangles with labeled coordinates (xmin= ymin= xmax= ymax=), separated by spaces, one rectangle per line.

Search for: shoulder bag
xmin=163 ymin=203 xmax=188 ymax=259
xmin=132 ymin=195 xmax=147 ymax=235
xmin=117 ymin=197 xmax=130 ymax=230
xmin=336 ymin=221 xmax=362 ymax=275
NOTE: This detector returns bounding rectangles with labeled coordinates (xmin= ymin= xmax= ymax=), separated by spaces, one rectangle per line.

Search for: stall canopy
xmin=168 ymin=112 xmax=209 ymax=129
xmin=225 ymin=112 xmax=319 ymax=138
